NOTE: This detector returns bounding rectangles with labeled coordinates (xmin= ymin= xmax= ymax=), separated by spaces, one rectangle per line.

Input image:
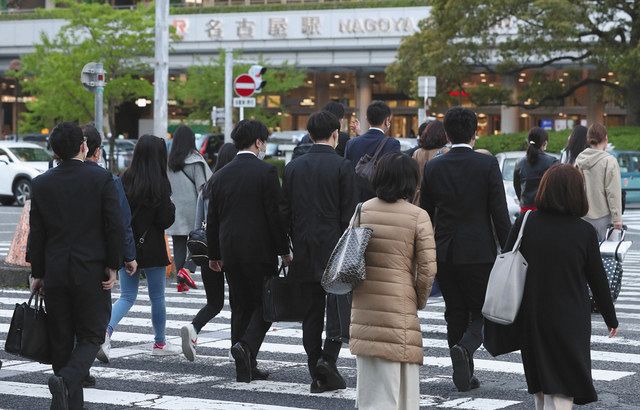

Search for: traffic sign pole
xmin=239 ymin=106 xmax=244 ymax=122
xmin=224 ymin=49 xmax=233 ymax=144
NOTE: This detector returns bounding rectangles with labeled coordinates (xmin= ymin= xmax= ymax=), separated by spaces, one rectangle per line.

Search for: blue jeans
xmin=108 ymin=266 xmax=167 ymax=344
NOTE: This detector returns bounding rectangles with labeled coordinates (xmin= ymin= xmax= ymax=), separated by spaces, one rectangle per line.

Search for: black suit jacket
xmin=207 ymin=153 xmax=289 ymax=269
xmin=420 ymin=147 xmax=511 ymax=264
xmin=28 ymin=160 xmax=124 ymax=287
xmin=280 ymin=144 xmax=359 ymax=282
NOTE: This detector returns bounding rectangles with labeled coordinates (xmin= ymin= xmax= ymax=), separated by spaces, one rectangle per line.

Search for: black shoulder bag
xmin=354 ymin=137 xmax=390 ymax=182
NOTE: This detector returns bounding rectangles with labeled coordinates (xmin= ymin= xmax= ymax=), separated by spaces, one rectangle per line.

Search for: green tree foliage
xmin=10 ymin=2 xmax=155 ymax=133
xmin=173 ymin=53 xmax=306 ymax=129
xmin=387 ymin=1 xmax=640 ymax=124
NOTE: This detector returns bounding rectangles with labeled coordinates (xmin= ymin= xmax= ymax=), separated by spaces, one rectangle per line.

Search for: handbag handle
xmin=511 ymin=210 xmax=532 ymax=253
xmin=349 ymin=203 xmax=364 ymax=228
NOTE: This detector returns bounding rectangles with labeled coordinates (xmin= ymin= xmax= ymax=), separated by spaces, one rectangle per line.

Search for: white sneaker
xmin=181 ymin=324 xmax=197 ymax=362
xmin=152 ymin=341 xmax=181 ymax=356
xmin=96 ymin=333 xmax=111 ymax=363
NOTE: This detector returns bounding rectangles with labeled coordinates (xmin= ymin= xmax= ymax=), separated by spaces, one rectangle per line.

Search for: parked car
xmin=6 ymin=133 xmax=49 ymax=148
xmin=611 ymin=150 xmax=640 ymax=205
xmin=0 ymin=141 xmax=52 ymax=206
xmin=103 ymin=139 xmax=136 ymax=170
xmin=267 ymin=131 xmax=307 ymax=163
xmin=495 ymin=151 xmax=525 ymax=223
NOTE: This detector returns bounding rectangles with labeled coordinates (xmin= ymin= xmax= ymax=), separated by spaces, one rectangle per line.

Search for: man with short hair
xmin=207 ymin=119 xmax=291 ymax=383
xmin=344 ymin=100 xmax=400 ymax=200
xmin=297 ymin=101 xmax=350 ymax=157
xmin=281 ymin=110 xmax=358 ymax=393
xmin=419 ymin=107 xmax=511 ymax=392
xmin=28 ymin=122 xmax=124 ymax=409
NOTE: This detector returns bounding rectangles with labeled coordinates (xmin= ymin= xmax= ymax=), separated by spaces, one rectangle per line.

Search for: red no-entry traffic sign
xmin=234 ymin=74 xmax=256 ymax=97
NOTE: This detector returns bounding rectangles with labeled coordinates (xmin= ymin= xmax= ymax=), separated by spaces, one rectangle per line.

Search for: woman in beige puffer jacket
xmin=350 ymin=152 xmax=437 ymax=410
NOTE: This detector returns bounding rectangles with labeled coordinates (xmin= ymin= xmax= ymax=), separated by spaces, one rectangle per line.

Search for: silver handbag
xmin=321 ymin=203 xmax=373 ymax=295
xmin=482 ymin=210 xmax=532 ymax=325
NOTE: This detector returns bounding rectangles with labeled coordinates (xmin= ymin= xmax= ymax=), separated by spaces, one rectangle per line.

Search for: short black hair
xmin=307 ymin=111 xmax=340 ymax=142
xmin=82 ymin=124 xmax=101 ymax=159
xmin=371 ymin=152 xmax=419 ymax=203
xmin=322 ymin=101 xmax=345 ymax=120
xmin=443 ymin=107 xmax=477 ymax=144
xmin=49 ymin=122 xmax=84 ymax=161
xmin=366 ymin=101 xmax=391 ymax=127
xmin=231 ymin=120 xmax=269 ymax=150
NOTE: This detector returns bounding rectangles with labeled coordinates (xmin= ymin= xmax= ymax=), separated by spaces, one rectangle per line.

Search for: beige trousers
xmin=534 ymin=392 xmax=574 ymax=410
xmin=355 ymin=356 xmax=420 ymax=410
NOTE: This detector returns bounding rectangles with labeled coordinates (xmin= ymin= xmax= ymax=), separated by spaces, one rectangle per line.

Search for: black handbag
xmin=263 ymin=265 xmax=308 ymax=323
xmin=354 ymin=137 xmax=390 ymax=182
xmin=187 ymin=222 xmax=208 ymax=267
xmin=5 ymin=291 xmax=51 ymax=364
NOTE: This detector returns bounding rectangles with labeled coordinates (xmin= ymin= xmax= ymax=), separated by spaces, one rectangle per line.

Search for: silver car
xmin=495 ymin=151 xmax=525 ymax=223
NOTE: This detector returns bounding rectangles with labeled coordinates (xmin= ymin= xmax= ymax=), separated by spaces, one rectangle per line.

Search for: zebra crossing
xmin=0 ymin=253 xmax=640 ymax=408
xmin=624 ymin=208 xmax=640 ymax=233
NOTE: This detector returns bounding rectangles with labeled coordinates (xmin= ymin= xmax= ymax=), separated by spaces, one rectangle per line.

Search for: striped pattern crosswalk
xmin=1 ymin=252 xmax=640 ymax=409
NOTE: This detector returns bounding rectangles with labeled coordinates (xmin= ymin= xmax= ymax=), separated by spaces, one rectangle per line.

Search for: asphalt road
xmin=0 ymin=204 xmax=640 ymax=409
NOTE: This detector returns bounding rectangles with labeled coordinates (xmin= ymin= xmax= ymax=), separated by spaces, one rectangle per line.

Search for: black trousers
xmin=437 ymin=262 xmax=493 ymax=356
xmin=172 ymin=235 xmax=197 ymax=273
xmin=45 ymin=280 xmax=111 ymax=410
xmin=191 ymin=265 xmax=227 ymax=333
xmin=302 ymin=284 xmax=343 ymax=380
xmin=225 ymin=263 xmax=276 ymax=368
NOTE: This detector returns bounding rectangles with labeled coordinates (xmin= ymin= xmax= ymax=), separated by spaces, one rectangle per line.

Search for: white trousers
xmin=534 ymin=392 xmax=574 ymax=410
xmin=355 ymin=356 xmax=420 ymax=410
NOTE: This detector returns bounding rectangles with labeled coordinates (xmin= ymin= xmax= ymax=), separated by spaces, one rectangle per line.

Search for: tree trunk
xmin=624 ymin=83 xmax=640 ymax=126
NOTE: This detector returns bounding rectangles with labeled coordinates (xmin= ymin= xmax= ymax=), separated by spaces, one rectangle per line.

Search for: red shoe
xmin=177 ymin=282 xmax=190 ymax=293
xmin=177 ymin=268 xmax=198 ymax=289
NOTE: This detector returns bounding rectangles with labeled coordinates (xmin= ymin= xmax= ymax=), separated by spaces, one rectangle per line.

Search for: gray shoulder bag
xmin=482 ymin=210 xmax=532 ymax=325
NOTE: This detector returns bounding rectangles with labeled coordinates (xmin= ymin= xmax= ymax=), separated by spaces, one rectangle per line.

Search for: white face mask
xmin=257 ymin=142 xmax=267 ymax=160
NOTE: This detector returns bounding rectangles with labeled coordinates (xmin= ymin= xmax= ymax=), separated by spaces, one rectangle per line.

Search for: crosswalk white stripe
xmin=0 ymin=381 xmax=307 ymax=409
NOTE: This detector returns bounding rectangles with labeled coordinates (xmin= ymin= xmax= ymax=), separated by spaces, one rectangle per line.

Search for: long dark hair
xmin=564 ymin=125 xmax=588 ymax=165
xmin=526 ymin=127 xmax=548 ymax=165
xmin=168 ymin=125 xmax=196 ymax=172
xmin=202 ymin=142 xmax=238 ymax=198
xmin=122 ymin=134 xmax=171 ymax=207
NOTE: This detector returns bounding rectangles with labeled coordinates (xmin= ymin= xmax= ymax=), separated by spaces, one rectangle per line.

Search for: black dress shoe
xmin=83 ymin=374 xmax=96 ymax=388
xmin=450 ymin=345 xmax=471 ymax=392
xmin=316 ymin=358 xmax=346 ymax=390
xmin=310 ymin=379 xmax=332 ymax=394
xmin=469 ymin=375 xmax=480 ymax=390
xmin=251 ymin=367 xmax=269 ymax=381
xmin=48 ymin=375 xmax=70 ymax=410
xmin=230 ymin=342 xmax=252 ymax=383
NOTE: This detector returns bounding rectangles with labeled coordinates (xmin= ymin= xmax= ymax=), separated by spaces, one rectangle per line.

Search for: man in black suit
xmin=28 ymin=122 xmax=124 ymax=409
xmin=296 ymin=101 xmax=351 ymax=158
xmin=344 ymin=101 xmax=400 ymax=200
xmin=207 ymin=120 xmax=291 ymax=383
xmin=420 ymin=107 xmax=511 ymax=392
xmin=281 ymin=110 xmax=358 ymax=393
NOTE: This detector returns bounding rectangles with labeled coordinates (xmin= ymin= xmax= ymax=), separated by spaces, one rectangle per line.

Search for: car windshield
xmin=502 ymin=158 xmax=519 ymax=181
xmin=9 ymin=147 xmax=52 ymax=162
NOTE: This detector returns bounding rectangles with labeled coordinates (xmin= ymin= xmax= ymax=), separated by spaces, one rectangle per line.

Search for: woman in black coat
xmin=489 ymin=164 xmax=618 ymax=408
xmin=97 ymin=135 xmax=179 ymax=363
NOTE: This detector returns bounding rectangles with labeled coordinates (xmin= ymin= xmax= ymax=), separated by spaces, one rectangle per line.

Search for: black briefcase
xmin=5 ymin=291 xmax=51 ymax=364
xmin=263 ymin=265 xmax=308 ymax=323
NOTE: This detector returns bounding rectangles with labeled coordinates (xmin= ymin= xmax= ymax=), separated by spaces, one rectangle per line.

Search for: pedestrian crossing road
xmin=1 ymin=256 xmax=640 ymax=408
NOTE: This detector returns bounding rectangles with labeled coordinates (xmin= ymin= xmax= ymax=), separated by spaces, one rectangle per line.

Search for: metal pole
xmin=239 ymin=106 xmax=244 ymax=122
xmin=153 ymin=0 xmax=169 ymax=139
xmin=95 ymin=85 xmax=104 ymax=138
xmin=224 ymin=49 xmax=233 ymax=143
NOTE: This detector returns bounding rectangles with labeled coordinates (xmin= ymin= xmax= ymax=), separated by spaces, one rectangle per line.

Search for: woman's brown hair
xmin=587 ymin=122 xmax=607 ymax=146
xmin=535 ymin=164 xmax=589 ymax=217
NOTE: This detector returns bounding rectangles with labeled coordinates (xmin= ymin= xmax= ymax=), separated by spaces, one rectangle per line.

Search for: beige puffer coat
xmin=349 ymin=198 xmax=437 ymax=365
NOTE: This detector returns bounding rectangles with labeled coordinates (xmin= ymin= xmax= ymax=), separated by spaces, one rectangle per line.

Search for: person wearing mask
xmin=412 ymin=120 xmax=449 ymax=205
xmin=97 ymin=135 xmax=179 ymax=363
xmin=513 ymin=127 xmax=558 ymax=213
xmin=560 ymin=125 xmax=588 ymax=165
xmin=345 ymin=101 xmax=401 ymax=201
xmin=575 ymin=123 xmax=623 ymax=240
xmin=167 ymin=125 xmax=212 ymax=292
xmin=351 ymin=152 xmax=437 ymax=409
xmin=181 ymin=143 xmax=238 ymax=362
xmin=420 ymin=107 xmax=511 ymax=392
xmin=296 ymin=101 xmax=351 ymax=157
xmin=207 ymin=120 xmax=291 ymax=383
xmin=280 ymin=110 xmax=358 ymax=393
xmin=28 ymin=122 xmax=124 ymax=409
xmin=487 ymin=165 xmax=618 ymax=408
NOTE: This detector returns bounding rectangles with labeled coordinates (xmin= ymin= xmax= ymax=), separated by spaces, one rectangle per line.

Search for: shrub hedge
xmin=475 ymin=126 xmax=640 ymax=154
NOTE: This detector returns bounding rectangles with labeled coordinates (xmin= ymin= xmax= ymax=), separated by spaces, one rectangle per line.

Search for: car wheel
xmin=13 ymin=179 xmax=32 ymax=206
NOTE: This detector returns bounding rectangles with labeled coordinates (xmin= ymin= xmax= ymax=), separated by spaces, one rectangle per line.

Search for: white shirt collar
xmin=237 ymin=151 xmax=257 ymax=157
xmin=369 ymin=127 xmax=386 ymax=134
xmin=450 ymin=143 xmax=473 ymax=150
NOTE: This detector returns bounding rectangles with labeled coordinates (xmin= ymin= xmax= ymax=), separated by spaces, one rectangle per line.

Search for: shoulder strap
xmin=349 ymin=203 xmax=363 ymax=228
xmin=182 ymin=168 xmax=196 ymax=186
xmin=511 ymin=210 xmax=532 ymax=253
xmin=370 ymin=137 xmax=389 ymax=161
